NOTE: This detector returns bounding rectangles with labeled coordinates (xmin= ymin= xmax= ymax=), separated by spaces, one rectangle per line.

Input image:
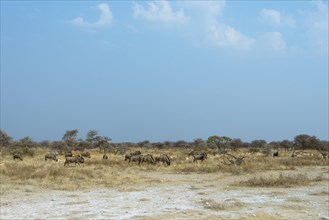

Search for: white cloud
xmin=209 ymin=23 xmax=255 ymax=51
xmin=261 ymin=9 xmax=281 ymax=26
xmin=132 ymin=1 xmax=187 ymax=24
xmin=260 ymin=8 xmax=295 ymax=27
xmin=258 ymin=32 xmax=286 ymax=51
xmin=70 ymin=3 xmax=113 ymax=28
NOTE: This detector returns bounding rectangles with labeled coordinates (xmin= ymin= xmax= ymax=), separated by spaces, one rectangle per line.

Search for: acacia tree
xmin=0 ymin=130 xmax=12 ymax=148
xmin=230 ymin=138 xmax=244 ymax=151
xmin=207 ymin=135 xmax=232 ymax=152
xmin=294 ymin=134 xmax=321 ymax=150
xmin=62 ymin=129 xmax=79 ymax=149
xmin=86 ymin=130 xmax=98 ymax=147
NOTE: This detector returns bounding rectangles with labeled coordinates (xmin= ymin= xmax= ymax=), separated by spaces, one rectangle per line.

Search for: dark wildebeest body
xmin=45 ymin=153 xmax=58 ymax=162
xmin=155 ymin=154 xmax=171 ymax=166
xmin=64 ymin=156 xmax=84 ymax=166
xmin=81 ymin=152 xmax=91 ymax=158
xmin=13 ymin=153 xmax=23 ymax=161
xmin=273 ymin=151 xmax=279 ymax=157
xmin=129 ymin=154 xmax=143 ymax=165
xmin=125 ymin=151 xmax=142 ymax=162
xmin=65 ymin=151 xmax=73 ymax=158
xmin=103 ymin=154 xmax=108 ymax=160
xmin=142 ymin=154 xmax=155 ymax=164
xmin=189 ymin=151 xmax=207 ymax=162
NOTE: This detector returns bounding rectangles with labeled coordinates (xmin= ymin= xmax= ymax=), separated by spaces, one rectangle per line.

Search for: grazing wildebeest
xmin=188 ymin=151 xmax=207 ymax=162
xmin=129 ymin=154 xmax=143 ymax=165
xmin=45 ymin=153 xmax=58 ymax=162
xmin=273 ymin=150 xmax=279 ymax=157
xmin=13 ymin=153 xmax=23 ymax=161
xmin=224 ymin=153 xmax=245 ymax=165
xmin=65 ymin=151 xmax=73 ymax=158
xmin=64 ymin=155 xmax=84 ymax=166
xmin=155 ymin=154 xmax=171 ymax=166
xmin=142 ymin=154 xmax=155 ymax=164
xmin=81 ymin=151 xmax=91 ymax=158
xmin=124 ymin=151 xmax=142 ymax=162
xmin=103 ymin=154 xmax=108 ymax=160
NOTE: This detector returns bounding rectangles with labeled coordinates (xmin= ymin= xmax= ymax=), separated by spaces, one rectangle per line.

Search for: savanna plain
xmin=1 ymin=148 xmax=328 ymax=220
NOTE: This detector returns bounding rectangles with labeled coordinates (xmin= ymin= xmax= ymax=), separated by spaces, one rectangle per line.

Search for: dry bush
xmin=235 ymin=173 xmax=324 ymax=188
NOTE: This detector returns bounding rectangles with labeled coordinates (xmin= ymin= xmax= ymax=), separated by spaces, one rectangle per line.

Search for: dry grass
xmin=235 ymin=173 xmax=325 ymax=188
xmin=1 ymin=148 xmax=328 ymax=190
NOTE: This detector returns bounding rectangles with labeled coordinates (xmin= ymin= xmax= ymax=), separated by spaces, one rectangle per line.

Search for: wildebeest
xmin=129 ymin=154 xmax=143 ymax=165
xmin=142 ymin=154 xmax=155 ymax=164
xmin=81 ymin=151 xmax=91 ymax=158
xmin=124 ymin=151 xmax=142 ymax=162
xmin=45 ymin=153 xmax=58 ymax=162
xmin=224 ymin=153 xmax=245 ymax=165
xmin=65 ymin=151 xmax=73 ymax=158
xmin=64 ymin=155 xmax=84 ymax=166
xmin=273 ymin=151 xmax=279 ymax=157
xmin=103 ymin=154 xmax=108 ymax=160
xmin=188 ymin=151 xmax=207 ymax=162
xmin=13 ymin=153 xmax=23 ymax=161
xmin=155 ymin=154 xmax=171 ymax=166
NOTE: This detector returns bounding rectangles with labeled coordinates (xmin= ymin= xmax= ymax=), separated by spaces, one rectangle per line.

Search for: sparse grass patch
xmin=235 ymin=173 xmax=323 ymax=188
xmin=201 ymin=198 xmax=245 ymax=211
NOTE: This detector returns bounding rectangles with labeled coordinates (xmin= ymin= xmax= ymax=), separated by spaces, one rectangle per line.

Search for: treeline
xmin=0 ymin=129 xmax=328 ymax=156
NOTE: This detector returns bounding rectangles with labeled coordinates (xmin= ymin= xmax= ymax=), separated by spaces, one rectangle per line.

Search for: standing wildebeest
xmin=188 ymin=151 xmax=207 ymax=162
xmin=142 ymin=154 xmax=155 ymax=164
xmin=81 ymin=151 xmax=91 ymax=158
xmin=13 ymin=153 xmax=23 ymax=161
xmin=124 ymin=151 xmax=142 ymax=162
xmin=273 ymin=150 xmax=279 ymax=157
xmin=45 ymin=153 xmax=58 ymax=162
xmin=103 ymin=154 xmax=108 ymax=160
xmin=155 ymin=154 xmax=171 ymax=166
xmin=129 ymin=154 xmax=143 ymax=165
xmin=65 ymin=151 xmax=73 ymax=158
xmin=64 ymin=155 xmax=85 ymax=166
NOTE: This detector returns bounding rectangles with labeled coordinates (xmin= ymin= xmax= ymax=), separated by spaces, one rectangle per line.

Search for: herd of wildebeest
xmin=11 ymin=148 xmax=329 ymax=167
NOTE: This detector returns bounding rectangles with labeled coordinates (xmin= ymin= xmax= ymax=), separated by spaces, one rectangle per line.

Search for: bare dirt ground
xmin=1 ymin=166 xmax=328 ymax=220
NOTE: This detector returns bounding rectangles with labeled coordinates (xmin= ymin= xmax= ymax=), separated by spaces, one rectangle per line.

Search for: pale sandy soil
xmin=1 ymin=166 xmax=328 ymax=220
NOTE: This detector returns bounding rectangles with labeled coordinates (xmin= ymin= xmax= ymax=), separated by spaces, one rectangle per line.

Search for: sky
xmin=1 ymin=1 xmax=328 ymax=143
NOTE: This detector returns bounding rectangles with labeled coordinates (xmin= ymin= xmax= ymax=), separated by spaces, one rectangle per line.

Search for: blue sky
xmin=1 ymin=1 xmax=328 ymax=142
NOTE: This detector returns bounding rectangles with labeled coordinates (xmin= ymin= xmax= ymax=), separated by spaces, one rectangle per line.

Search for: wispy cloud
xmin=183 ymin=1 xmax=254 ymax=50
xmin=260 ymin=9 xmax=295 ymax=27
xmin=304 ymin=0 xmax=328 ymax=54
xmin=70 ymin=3 xmax=113 ymax=28
xmin=132 ymin=1 xmax=187 ymax=24
xmin=258 ymin=32 xmax=286 ymax=51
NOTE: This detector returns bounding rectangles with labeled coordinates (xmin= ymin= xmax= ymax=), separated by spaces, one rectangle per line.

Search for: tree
xmin=62 ymin=129 xmax=79 ymax=149
xmin=18 ymin=136 xmax=36 ymax=148
xmin=207 ymin=135 xmax=222 ymax=149
xmin=0 ymin=130 xmax=13 ymax=148
xmin=207 ymin=135 xmax=232 ymax=152
xmin=230 ymin=138 xmax=244 ymax=151
xmin=293 ymin=134 xmax=320 ymax=150
xmin=280 ymin=140 xmax=294 ymax=151
xmin=250 ymin=140 xmax=267 ymax=149
xmin=96 ymin=136 xmax=111 ymax=153
xmin=86 ymin=130 xmax=98 ymax=145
